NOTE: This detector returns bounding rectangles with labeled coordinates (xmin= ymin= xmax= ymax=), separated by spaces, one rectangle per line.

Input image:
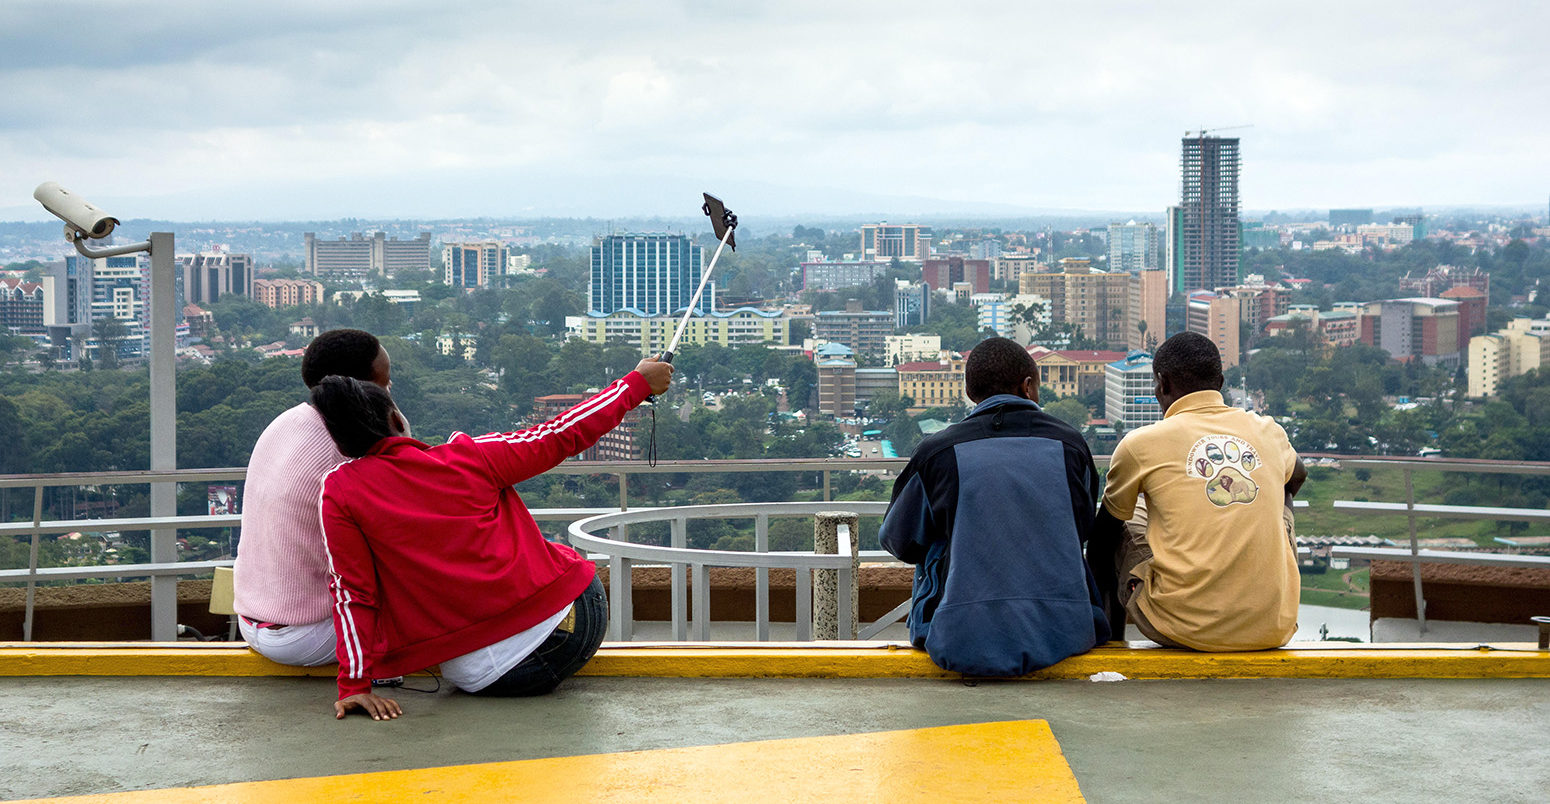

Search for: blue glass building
xmin=589 ymin=234 xmax=710 ymax=316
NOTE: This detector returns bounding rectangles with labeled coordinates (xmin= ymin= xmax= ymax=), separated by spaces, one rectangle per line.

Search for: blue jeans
xmin=469 ymin=576 xmax=608 ymax=697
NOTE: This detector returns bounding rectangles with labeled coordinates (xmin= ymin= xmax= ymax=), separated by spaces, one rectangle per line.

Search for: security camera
xmin=33 ymin=182 xmax=119 ymax=240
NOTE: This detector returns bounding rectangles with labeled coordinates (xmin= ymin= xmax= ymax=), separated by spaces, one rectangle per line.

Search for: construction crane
xmin=1184 ymin=124 xmax=1254 ymax=138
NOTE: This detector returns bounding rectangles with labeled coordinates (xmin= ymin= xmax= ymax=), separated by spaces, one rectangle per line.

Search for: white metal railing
xmin=5 ymin=455 xmax=1548 ymax=643
xmin=1322 ymin=455 xmax=1550 ymax=634
xmin=567 ymin=501 xmax=893 ymax=642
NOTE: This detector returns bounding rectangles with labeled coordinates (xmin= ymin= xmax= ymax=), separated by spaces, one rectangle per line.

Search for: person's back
xmin=233 ymin=402 xmax=345 ymax=626
xmin=232 ymin=329 xmax=393 ymax=666
xmin=879 ymin=338 xmax=1109 ymax=676
xmin=1098 ymin=332 xmax=1306 ymax=651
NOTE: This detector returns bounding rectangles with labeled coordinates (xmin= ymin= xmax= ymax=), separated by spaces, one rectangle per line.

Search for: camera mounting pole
xmin=34 ymin=183 xmax=179 ymax=641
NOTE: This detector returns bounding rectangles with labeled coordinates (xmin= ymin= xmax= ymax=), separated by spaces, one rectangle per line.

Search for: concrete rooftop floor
xmin=2 ymin=675 xmax=1547 ymax=803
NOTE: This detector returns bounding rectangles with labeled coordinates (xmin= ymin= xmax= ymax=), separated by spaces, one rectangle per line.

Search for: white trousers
xmin=238 ymin=617 xmax=337 ymax=667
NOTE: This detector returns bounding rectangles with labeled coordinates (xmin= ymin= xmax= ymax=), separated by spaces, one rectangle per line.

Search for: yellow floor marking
xmin=3 ymin=641 xmax=1547 ymax=679
xmin=18 ymin=719 xmax=1084 ymax=804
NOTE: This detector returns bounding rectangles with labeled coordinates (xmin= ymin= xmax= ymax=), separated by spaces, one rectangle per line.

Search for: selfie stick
xmin=661 ymin=193 xmax=737 ymax=364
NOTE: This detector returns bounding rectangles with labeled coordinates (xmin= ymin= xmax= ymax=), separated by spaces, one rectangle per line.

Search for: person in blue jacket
xmin=879 ymin=337 xmax=1111 ymax=676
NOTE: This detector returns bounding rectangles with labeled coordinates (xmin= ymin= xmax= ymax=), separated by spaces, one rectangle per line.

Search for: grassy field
xmin=1293 ymin=465 xmax=1538 ymax=546
xmin=1298 ymin=567 xmax=1370 ymax=610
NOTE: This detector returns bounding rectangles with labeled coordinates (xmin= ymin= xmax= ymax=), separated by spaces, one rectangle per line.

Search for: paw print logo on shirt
xmin=1185 ymin=435 xmax=1261 ymax=508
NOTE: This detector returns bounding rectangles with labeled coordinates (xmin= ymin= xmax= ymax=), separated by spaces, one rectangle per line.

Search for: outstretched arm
xmin=473 ymin=358 xmax=673 ymax=486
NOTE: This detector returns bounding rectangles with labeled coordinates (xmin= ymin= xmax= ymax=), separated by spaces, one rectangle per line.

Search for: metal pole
xmin=1405 ymin=468 xmax=1426 ymax=634
xmin=22 ymin=482 xmax=43 ymax=641
xmin=664 ymin=226 xmax=734 ymax=357
xmin=754 ymin=513 xmax=770 ymax=641
xmin=670 ymin=517 xmax=687 ymax=641
xmin=148 ymin=232 xmax=178 ymax=641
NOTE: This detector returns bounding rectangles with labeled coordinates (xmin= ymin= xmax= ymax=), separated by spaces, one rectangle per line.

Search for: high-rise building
xmin=0 ymin=278 xmax=45 ymax=336
xmin=1105 ymin=351 xmax=1162 ymax=428
xmin=1176 ymin=135 xmax=1241 ymax=293
xmin=443 ymin=241 xmax=508 ymax=289
xmin=1391 ymin=213 xmax=1425 ymax=238
xmin=893 ymin=280 xmax=930 ymax=329
xmin=816 ymin=355 xmax=858 ymax=418
xmin=992 ymin=253 xmax=1043 ymax=286
xmin=1164 ymin=205 xmax=1183 ymax=293
xmin=1127 ymin=269 xmax=1168 ymax=352
xmin=1019 ymin=260 xmax=1131 ymax=347
xmin=921 ymin=257 xmax=990 ymax=294
xmin=813 ymin=299 xmax=893 ymax=356
xmin=44 ymin=255 xmax=148 ymax=362
xmin=1467 ymin=319 xmax=1550 ymax=398
xmin=884 ymin=333 xmax=942 ymax=366
xmin=801 ymin=259 xmax=891 ymax=291
xmin=305 ymin=232 xmax=431 ymax=280
xmin=1359 ymin=298 xmax=1463 ymax=369
xmin=565 ymin=307 xmax=790 ymax=355
xmin=860 ymin=223 xmax=933 ymax=261
xmin=179 ymin=252 xmax=253 ymax=305
xmin=1186 ymin=290 xmax=1242 ymax=369
xmin=588 ymin=233 xmax=709 ymax=316
xmin=1108 ymin=220 xmax=1161 ymax=273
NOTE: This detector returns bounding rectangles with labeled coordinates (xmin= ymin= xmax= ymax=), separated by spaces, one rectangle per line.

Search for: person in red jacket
xmin=311 ymin=357 xmax=673 ymax=721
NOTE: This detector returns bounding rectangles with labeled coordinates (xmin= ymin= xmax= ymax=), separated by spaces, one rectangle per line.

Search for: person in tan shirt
xmin=1092 ymin=332 xmax=1308 ymax=651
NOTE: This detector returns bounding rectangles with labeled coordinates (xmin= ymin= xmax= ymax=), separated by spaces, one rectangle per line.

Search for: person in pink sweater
xmin=233 ymin=329 xmax=392 ymax=666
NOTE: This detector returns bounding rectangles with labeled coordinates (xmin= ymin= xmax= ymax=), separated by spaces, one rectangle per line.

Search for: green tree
xmin=1043 ymin=398 xmax=1091 ymax=430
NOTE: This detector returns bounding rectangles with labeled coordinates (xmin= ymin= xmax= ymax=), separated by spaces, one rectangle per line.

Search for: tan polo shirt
xmin=1102 ymin=390 xmax=1299 ymax=651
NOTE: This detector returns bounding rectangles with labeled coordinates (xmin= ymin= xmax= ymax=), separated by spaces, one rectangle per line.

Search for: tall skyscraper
xmin=1175 ymin=135 xmax=1241 ymax=293
xmin=588 ymin=233 xmax=709 ymax=316
xmin=1108 ymin=220 xmax=1160 ymax=273
xmin=179 ymin=252 xmax=253 ymax=305
xmin=893 ymin=280 xmax=930 ymax=329
xmin=443 ymin=241 xmax=508 ymax=289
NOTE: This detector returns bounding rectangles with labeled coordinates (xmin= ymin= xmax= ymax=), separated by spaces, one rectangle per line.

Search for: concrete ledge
xmin=2 ymin=640 xmax=1548 ymax=680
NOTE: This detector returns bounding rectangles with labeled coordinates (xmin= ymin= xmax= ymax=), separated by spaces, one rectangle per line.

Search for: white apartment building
xmin=1467 ymin=318 xmax=1549 ymax=398
xmin=1105 ymin=351 xmax=1162 ymax=428
xmin=885 ymin=333 xmax=943 ymax=366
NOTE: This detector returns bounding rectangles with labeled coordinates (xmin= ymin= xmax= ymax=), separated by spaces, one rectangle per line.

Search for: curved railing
xmin=569 ymin=501 xmax=892 ymax=642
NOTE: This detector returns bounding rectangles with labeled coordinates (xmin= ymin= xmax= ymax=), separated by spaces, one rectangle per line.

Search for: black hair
xmin=1152 ymin=332 xmax=1224 ymax=394
xmin=311 ymin=375 xmax=398 ymax=458
xmin=965 ymin=337 xmax=1038 ymax=402
xmin=301 ymin=329 xmax=383 ymax=389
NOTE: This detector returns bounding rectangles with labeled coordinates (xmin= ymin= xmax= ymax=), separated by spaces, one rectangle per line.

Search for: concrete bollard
xmin=813 ymin=511 xmax=860 ymax=640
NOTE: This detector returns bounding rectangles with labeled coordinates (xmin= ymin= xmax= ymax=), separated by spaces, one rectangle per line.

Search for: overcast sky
xmin=3 ymin=1 xmax=1547 ymax=222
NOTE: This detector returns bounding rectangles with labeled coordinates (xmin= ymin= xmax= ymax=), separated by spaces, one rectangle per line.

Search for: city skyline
xmin=4 ymin=2 xmax=1550 ymax=222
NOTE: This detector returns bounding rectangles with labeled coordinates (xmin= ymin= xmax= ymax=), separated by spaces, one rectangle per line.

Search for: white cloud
xmin=3 ymin=0 xmax=1549 ymax=220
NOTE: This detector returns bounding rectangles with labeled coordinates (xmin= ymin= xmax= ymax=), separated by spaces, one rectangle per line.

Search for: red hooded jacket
xmin=319 ymin=372 xmax=649 ymax=699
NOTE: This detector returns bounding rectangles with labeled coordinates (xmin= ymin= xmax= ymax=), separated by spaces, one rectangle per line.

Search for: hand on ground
xmin=335 ymin=692 xmax=401 ymax=721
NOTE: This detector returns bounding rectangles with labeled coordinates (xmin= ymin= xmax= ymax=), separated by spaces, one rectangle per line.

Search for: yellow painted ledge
xmin=2 ymin=640 xmax=1548 ymax=680
xmin=18 ymin=719 xmax=1083 ymax=803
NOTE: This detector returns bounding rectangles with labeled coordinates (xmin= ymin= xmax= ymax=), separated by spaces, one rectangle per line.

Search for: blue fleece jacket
xmin=878 ymin=396 xmax=1109 ymax=676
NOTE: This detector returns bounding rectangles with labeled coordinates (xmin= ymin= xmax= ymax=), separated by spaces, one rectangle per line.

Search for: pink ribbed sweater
xmin=233 ymin=403 xmax=346 ymax=625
